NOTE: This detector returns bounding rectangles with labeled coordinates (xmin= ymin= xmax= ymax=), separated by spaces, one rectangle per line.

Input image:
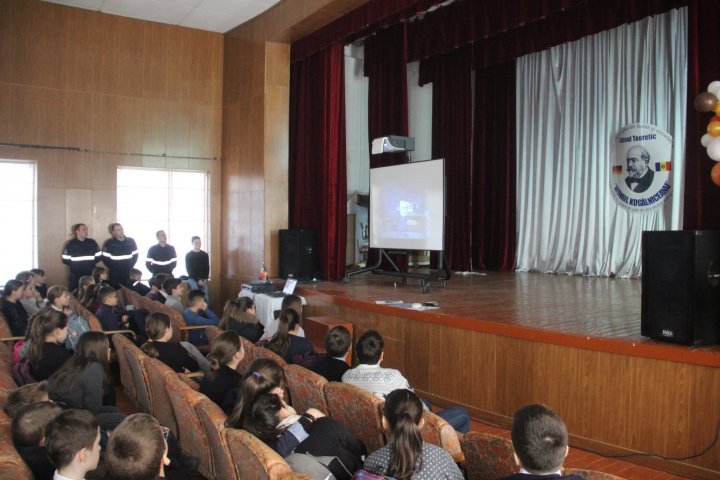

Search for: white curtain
xmin=515 ymin=8 xmax=687 ymax=277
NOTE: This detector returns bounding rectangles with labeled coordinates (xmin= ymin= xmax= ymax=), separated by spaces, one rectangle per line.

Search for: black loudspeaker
xmin=279 ymin=229 xmax=318 ymax=281
xmin=641 ymin=230 xmax=720 ymax=346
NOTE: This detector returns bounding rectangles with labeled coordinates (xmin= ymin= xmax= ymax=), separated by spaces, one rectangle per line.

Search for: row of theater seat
xmin=0 ymin=299 xmax=625 ymax=480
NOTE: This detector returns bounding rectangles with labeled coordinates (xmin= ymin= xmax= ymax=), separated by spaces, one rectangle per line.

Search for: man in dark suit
xmin=624 ymin=146 xmax=654 ymax=193
xmin=501 ymin=404 xmax=582 ymax=480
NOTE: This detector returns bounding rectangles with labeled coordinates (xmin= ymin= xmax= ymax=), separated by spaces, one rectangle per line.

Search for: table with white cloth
xmin=237 ymin=290 xmax=306 ymax=340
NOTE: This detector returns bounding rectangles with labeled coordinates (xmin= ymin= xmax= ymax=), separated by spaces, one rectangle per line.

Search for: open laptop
xmin=266 ymin=278 xmax=298 ymax=298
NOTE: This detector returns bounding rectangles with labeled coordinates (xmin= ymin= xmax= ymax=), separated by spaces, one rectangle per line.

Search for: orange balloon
xmin=708 ymin=120 xmax=720 ymax=136
xmin=712 ymin=162 xmax=720 ymax=186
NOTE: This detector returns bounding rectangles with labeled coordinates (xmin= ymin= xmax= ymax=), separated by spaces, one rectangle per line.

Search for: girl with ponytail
xmin=261 ymin=308 xmax=314 ymax=363
xmin=26 ymin=311 xmax=71 ymax=381
xmin=199 ymin=330 xmax=245 ymax=412
xmin=363 ymin=389 xmax=463 ymax=480
xmin=140 ymin=312 xmax=203 ymax=374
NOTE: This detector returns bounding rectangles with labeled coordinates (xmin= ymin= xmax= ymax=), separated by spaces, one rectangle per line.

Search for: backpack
xmin=12 ymin=358 xmax=37 ymax=386
xmin=352 ymin=470 xmax=395 ymax=480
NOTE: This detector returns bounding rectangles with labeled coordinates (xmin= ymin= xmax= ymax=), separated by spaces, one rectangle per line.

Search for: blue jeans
xmin=422 ymin=399 xmax=471 ymax=433
xmin=187 ymin=278 xmax=209 ymax=304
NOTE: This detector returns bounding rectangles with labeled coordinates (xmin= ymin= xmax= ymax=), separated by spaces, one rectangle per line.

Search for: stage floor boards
xmin=300 ymin=271 xmax=720 ymax=366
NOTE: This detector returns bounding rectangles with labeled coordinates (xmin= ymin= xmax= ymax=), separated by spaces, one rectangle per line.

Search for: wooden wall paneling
xmin=65 ymin=189 xmax=93 ymax=234
xmin=64 ymin=6 xmax=100 ymax=94
xmin=687 ymin=365 xmax=720 ymax=469
xmin=188 ymin=104 xmax=220 ymax=159
xmin=142 ymin=99 xmax=168 ymax=156
xmin=2 ymin=84 xmax=67 ymax=146
xmin=91 ymin=189 xmax=117 ymax=244
xmin=38 ymin=186 xmax=67 ymax=282
xmin=403 ymin=319 xmax=431 ymax=391
xmin=91 ymin=94 xmax=144 ymax=154
xmin=65 ymin=91 xmax=94 ymax=150
xmin=142 ymin=22 xmax=171 ymax=100
xmin=94 ymin=14 xmax=145 ymax=98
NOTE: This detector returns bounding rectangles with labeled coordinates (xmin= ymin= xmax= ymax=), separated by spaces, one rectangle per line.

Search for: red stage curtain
xmin=364 ymin=23 xmax=409 ymax=269
xmin=365 ymin=22 xmax=409 ymax=168
xmin=419 ymin=46 xmax=473 ymax=270
xmin=472 ymin=61 xmax=516 ymax=271
xmin=289 ymin=43 xmax=347 ymax=280
xmin=683 ymin=0 xmax=720 ymax=229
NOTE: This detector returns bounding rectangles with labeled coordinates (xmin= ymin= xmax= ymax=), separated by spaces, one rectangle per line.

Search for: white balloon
xmin=701 ymin=133 xmax=713 ymax=147
xmin=707 ymin=137 xmax=720 ymax=161
xmin=708 ymin=80 xmax=720 ymax=94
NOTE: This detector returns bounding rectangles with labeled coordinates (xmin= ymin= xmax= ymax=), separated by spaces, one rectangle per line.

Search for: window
xmin=117 ymin=167 xmax=208 ymax=279
xmin=0 ymin=161 xmax=37 ymax=283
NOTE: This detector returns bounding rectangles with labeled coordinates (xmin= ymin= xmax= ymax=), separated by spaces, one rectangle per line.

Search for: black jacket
xmin=102 ymin=236 xmax=138 ymax=287
xmin=146 ymin=243 xmax=177 ymax=275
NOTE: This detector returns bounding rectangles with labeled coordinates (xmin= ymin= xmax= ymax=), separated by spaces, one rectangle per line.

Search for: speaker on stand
xmin=641 ymin=230 xmax=720 ymax=346
xmin=279 ymin=229 xmax=318 ymax=281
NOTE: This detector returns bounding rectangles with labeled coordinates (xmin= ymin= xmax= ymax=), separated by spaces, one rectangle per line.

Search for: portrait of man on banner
xmin=624 ymin=146 xmax=655 ymax=193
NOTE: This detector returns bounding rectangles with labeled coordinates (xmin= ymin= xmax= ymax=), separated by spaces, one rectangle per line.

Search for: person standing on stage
xmin=101 ymin=223 xmax=138 ymax=288
xmin=145 ymin=230 xmax=177 ymax=278
xmin=61 ymin=223 xmax=101 ymax=292
xmin=185 ymin=235 xmax=209 ymax=302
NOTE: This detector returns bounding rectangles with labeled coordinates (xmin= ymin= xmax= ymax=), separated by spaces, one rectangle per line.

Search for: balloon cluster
xmin=694 ymin=80 xmax=720 ymax=186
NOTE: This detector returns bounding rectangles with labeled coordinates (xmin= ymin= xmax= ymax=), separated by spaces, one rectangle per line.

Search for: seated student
xmin=261 ymin=308 xmax=314 ymax=364
xmin=91 ymin=266 xmax=110 ymax=289
xmin=48 ymin=331 xmax=120 ymax=417
xmin=129 ymin=268 xmax=151 ymax=296
xmin=362 ymin=389 xmax=464 ymax=480
xmin=31 ymin=268 xmax=48 ymax=299
xmin=95 ymin=286 xmax=132 ymax=332
xmin=226 ymin=358 xmax=290 ymax=430
xmin=501 ymin=404 xmax=582 ymax=480
xmin=199 ymin=330 xmax=245 ymax=413
xmin=342 ymin=330 xmax=471 ymax=433
xmin=140 ymin=312 xmax=206 ymax=374
xmin=38 ymin=285 xmax=91 ymax=350
xmin=162 ymin=277 xmax=184 ymax=314
xmin=105 ymin=413 xmax=171 ymax=480
xmin=219 ymin=297 xmax=264 ymax=343
xmin=26 ymin=310 xmax=72 ymax=381
xmin=2 ymin=279 xmax=29 ymax=336
xmin=12 ymin=401 xmax=63 ymax=480
xmin=3 ymin=381 xmax=50 ymax=419
xmin=280 ymin=294 xmax=306 ymax=337
xmin=20 ymin=279 xmax=46 ymax=315
xmin=74 ymin=275 xmax=94 ymax=300
xmin=146 ymin=273 xmax=171 ymax=304
xmin=306 ymin=325 xmax=351 ymax=382
xmin=44 ymin=409 xmax=101 ymax=480
xmin=182 ymin=289 xmax=219 ymax=345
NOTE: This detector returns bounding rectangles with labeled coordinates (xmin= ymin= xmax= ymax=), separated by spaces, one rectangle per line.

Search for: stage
xmin=298 ymin=272 xmax=720 ymax=479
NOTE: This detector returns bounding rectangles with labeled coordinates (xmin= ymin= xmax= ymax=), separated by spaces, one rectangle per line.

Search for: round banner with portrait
xmin=609 ymin=123 xmax=673 ymax=212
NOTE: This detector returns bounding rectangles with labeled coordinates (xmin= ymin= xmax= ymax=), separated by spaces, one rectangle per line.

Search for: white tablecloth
xmin=238 ymin=290 xmax=306 ymax=340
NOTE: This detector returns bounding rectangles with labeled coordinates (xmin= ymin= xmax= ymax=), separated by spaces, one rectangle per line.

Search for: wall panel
xmin=0 ymin=0 xmax=222 ymax=305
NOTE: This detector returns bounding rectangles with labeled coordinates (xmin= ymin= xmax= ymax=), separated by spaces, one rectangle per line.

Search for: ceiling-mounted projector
xmin=371 ymin=135 xmax=415 ymax=154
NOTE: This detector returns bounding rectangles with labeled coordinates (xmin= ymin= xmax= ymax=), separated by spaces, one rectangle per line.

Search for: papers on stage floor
xmin=375 ymin=300 xmax=404 ymax=304
xmin=376 ymin=300 xmax=439 ymax=310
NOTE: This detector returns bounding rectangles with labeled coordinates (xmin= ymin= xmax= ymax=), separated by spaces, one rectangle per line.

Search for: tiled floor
xmin=469 ymin=419 xmax=690 ymax=480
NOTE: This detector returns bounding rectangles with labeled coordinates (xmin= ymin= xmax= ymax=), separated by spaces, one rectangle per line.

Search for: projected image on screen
xmin=369 ymin=159 xmax=444 ymax=251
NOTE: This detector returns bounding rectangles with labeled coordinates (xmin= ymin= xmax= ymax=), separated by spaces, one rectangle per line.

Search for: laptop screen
xmin=283 ymin=278 xmax=298 ymax=295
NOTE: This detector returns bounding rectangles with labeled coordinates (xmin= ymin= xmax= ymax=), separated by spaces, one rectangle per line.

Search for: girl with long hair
xmin=26 ymin=310 xmax=71 ymax=381
xmin=140 ymin=312 xmax=207 ymax=374
xmin=75 ymin=275 xmax=94 ymax=299
xmin=48 ymin=331 xmax=118 ymax=415
xmin=262 ymin=308 xmax=314 ymax=363
xmin=362 ymin=389 xmax=463 ymax=480
xmin=219 ymin=297 xmax=264 ymax=343
xmin=37 ymin=285 xmax=91 ymax=350
xmin=239 ymin=393 xmax=365 ymax=479
xmin=225 ymin=358 xmax=289 ymax=430
xmin=199 ymin=330 xmax=245 ymax=413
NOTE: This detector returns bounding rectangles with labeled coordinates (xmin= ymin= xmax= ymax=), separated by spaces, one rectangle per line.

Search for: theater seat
xmin=420 ymin=410 xmax=464 ymax=462
xmin=253 ymin=345 xmax=288 ymax=368
xmin=238 ymin=336 xmax=257 ymax=372
xmin=143 ymin=357 xmax=181 ymax=440
xmin=124 ymin=342 xmax=152 ymax=413
xmin=206 ymin=325 xmax=223 ymax=347
xmin=460 ymin=431 xmax=516 ymax=480
xmin=564 ymin=468 xmax=627 ymax=479
xmin=0 ymin=415 xmax=32 ymax=479
xmin=112 ymin=334 xmax=136 ymax=402
xmin=225 ymin=428 xmax=292 ymax=479
xmin=324 ymin=382 xmax=385 ymax=453
xmin=283 ymin=364 xmax=328 ymax=415
xmin=195 ymin=396 xmax=236 ymax=480
xmin=164 ymin=372 xmax=214 ymax=479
